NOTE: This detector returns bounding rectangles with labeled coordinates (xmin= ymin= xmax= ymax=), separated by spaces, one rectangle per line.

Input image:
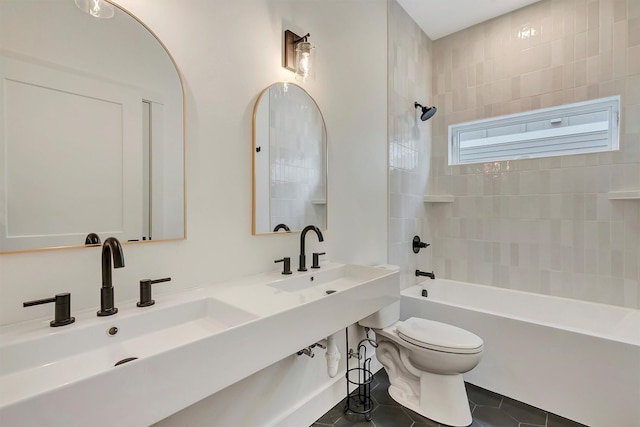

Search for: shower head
xmin=414 ymin=102 xmax=437 ymax=121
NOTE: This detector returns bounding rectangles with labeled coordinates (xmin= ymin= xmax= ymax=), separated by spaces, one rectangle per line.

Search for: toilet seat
xmin=396 ymin=317 xmax=483 ymax=354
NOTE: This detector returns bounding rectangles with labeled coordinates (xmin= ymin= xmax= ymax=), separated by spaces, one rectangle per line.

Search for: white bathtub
xmin=400 ymin=280 xmax=640 ymax=427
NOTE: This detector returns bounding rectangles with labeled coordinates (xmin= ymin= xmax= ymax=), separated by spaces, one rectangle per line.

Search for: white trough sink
xmin=0 ymin=295 xmax=257 ymax=408
xmin=0 ymin=262 xmax=399 ymax=426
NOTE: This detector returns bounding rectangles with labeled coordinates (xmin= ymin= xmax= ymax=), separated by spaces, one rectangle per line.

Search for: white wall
xmin=0 ymin=0 xmax=388 ymax=425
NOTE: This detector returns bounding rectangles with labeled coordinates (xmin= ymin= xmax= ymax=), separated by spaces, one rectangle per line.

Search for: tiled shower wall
xmin=428 ymin=0 xmax=640 ymax=308
xmin=388 ymin=0 xmax=433 ymax=288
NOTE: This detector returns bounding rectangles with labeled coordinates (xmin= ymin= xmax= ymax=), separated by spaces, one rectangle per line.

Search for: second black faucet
xmin=298 ymin=225 xmax=324 ymax=271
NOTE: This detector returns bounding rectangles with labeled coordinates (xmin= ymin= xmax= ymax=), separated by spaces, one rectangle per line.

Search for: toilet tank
xmin=358 ymin=301 xmax=400 ymax=328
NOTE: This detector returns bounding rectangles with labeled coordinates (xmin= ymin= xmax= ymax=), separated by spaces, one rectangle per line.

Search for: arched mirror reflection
xmin=0 ymin=0 xmax=185 ymax=253
xmin=252 ymin=82 xmax=327 ymax=235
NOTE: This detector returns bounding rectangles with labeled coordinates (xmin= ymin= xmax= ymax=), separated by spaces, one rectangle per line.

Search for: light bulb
xmin=295 ymin=41 xmax=314 ymax=82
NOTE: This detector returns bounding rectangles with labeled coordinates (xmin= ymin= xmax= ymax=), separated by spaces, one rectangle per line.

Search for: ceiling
xmin=396 ymin=0 xmax=542 ymax=40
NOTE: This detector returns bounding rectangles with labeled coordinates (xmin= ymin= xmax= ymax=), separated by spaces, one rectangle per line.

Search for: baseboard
xmin=268 ymin=373 xmax=345 ymax=427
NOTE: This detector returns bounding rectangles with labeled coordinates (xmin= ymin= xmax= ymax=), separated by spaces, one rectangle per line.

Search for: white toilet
xmin=359 ymin=301 xmax=483 ymax=427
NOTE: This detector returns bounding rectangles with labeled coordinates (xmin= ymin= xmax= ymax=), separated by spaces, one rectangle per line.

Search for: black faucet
xmin=298 ymin=225 xmax=324 ymax=271
xmin=416 ymin=269 xmax=435 ymax=279
xmin=98 ymin=237 xmax=125 ymax=316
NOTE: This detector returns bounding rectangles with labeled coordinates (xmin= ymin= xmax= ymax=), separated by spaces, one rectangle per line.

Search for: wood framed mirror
xmin=252 ymin=82 xmax=327 ymax=235
xmin=0 ymin=0 xmax=185 ymax=253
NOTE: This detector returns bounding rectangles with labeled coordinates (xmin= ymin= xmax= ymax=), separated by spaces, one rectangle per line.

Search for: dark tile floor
xmin=311 ymin=370 xmax=586 ymax=427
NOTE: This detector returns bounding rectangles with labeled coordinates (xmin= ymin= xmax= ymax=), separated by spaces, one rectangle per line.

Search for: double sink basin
xmin=0 ymin=262 xmax=398 ymax=426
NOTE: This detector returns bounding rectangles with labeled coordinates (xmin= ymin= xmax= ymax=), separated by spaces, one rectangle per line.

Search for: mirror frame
xmin=0 ymin=0 xmax=187 ymax=254
xmin=251 ymin=82 xmax=328 ymax=235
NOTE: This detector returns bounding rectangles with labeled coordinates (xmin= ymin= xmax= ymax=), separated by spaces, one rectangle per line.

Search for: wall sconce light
xmin=283 ymin=30 xmax=315 ymax=82
xmin=74 ymin=0 xmax=114 ymax=19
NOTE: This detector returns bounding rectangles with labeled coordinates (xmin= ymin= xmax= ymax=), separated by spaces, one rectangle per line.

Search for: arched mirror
xmin=0 ymin=0 xmax=185 ymax=253
xmin=252 ymin=82 xmax=327 ymax=235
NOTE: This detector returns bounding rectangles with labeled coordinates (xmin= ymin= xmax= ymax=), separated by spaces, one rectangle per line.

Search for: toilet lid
xmin=397 ymin=317 xmax=483 ymax=354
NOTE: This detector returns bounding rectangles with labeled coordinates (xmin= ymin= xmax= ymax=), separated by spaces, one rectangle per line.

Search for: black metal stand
xmin=344 ymin=327 xmax=378 ymax=422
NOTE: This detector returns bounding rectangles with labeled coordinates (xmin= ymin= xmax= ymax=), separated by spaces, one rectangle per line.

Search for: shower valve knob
xmin=412 ymin=236 xmax=430 ymax=253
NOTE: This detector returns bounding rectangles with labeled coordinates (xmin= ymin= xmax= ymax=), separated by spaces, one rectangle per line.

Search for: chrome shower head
xmin=414 ymin=102 xmax=437 ymax=121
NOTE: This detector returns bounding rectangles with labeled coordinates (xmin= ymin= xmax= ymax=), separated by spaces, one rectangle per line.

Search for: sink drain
xmin=114 ymin=357 xmax=138 ymax=367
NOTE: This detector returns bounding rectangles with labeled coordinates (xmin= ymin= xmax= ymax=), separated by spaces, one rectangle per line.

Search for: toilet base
xmin=387 ymin=371 xmax=472 ymax=427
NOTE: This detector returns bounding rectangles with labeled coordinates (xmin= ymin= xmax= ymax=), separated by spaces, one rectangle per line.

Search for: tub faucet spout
xmin=416 ymin=269 xmax=435 ymax=279
xmin=298 ymin=225 xmax=324 ymax=271
xmin=98 ymin=237 xmax=125 ymax=316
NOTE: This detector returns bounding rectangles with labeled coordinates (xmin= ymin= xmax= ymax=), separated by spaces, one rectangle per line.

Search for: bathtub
xmin=400 ymin=279 xmax=640 ymax=427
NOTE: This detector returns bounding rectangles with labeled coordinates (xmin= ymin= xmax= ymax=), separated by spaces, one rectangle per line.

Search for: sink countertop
xmin=0 ymin=262 xmax=399 ymax=427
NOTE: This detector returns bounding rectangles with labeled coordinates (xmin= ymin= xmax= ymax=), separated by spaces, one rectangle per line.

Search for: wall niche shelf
xmin=607 ymin=190 xmax=640 ymax=200
xmin=423 ymin=195 xmax=455 ymax=203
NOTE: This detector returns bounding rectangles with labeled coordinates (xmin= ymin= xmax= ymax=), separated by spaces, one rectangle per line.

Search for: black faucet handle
xmin=274 ymin=257 xmax=292 ymax=275
xmin=23 ymin=293 xmax=75 ymax=327
xmin=311 ymin=252 xmax=326 ymax=269
xmin=137 ymin=277 xmax=172 ymax=307
xmin=412 ymin=236 xmax=430 ymax=253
